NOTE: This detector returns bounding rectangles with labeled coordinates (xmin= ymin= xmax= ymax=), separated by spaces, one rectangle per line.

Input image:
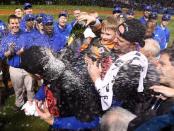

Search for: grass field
xmin=0 ymin=4 xmax=174 ymax=131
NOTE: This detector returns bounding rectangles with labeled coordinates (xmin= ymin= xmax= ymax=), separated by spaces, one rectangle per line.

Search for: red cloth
xmin=45 ymin=86 xmax=60 ymax=117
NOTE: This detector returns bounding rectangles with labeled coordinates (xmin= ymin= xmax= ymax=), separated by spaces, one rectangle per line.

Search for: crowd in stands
xmin=0 ymin=2 xmax=174 ymax=131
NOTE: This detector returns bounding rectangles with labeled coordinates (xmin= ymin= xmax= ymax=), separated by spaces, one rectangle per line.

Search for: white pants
xmin=9 ymin=66 xmax=35 ymax=107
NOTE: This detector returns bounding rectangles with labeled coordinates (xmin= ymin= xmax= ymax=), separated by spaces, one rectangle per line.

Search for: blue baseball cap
xmin=144 ymin=5 xmax=152 ymax=12
xmin=36 ymin=13 xmax=46 ymax=23
xmin=24 ymin=14 xmax=35 ymax=21
xmin=113 ymin=6 xmax=122 ymax=14
xmin=23 ymin=2 xmax=32 ymax=10
xmin=42 ymin=15 xmax=54 ymax=25
xmin=162 ymin=14 xmax=171 ymax=21
xmin=149 ymin=11 xmax=158 ymax=20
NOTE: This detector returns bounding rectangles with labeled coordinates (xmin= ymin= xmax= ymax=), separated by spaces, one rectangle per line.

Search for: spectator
xmin=139 ymin=5 xmax=152 ymax=25
xmin=140 ymin=38 xmax=160 ymax=62
xmin=158 ymin=14 xmax=171 ymax=48
xmin=71 ymin=9 xmax=81 ymax=26
xmin=14 ymin=8 xmax=23 ymax=20
xmin=113 ymin=5 xmax=122 ymax=18
xmin=54 ymin=11 xmax=73 ymax=43
xmin=150 ymin=12 xmax=167 ymax=50
xmin=20 ymin=2 xmax=33 ymax=32
xmin=0 ymin=15 xmax=35 ymax=112
xmin=126 ymin=9 xmax=135 ymax=19
xmin=23 ymin=2 xmax=33 ymax=15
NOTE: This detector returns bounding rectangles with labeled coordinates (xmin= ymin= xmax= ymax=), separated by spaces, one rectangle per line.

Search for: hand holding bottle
xmin=78 ymin=14 xmax=96 ymax=26
xmin=150 ymin=85 xmax=174 ymax=98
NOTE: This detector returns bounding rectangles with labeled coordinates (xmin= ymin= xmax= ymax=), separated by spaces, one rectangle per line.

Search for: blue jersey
xmin=153 ymin=25 xmax=167 ymax=50
xmin=135 ymin=106 xmax=174 ymax=131
xmin=0 ymin=31 xmax=25 ymax=67
xmin=0 ymin=20 xmax=8 ymax=41
xmin=20 ymin=17 xmax=26 ymax=32
xmin=39 ymin=32 xmax=66 ymax=52
xmin=139 ymin=16 xmax=148 ymax=25
xmin=53 ymin=116 xmax=99 ymax=130
xmin=54 ymin=23 xmax=73 ymax=42
xmin=21 ymin=29 xmax=49 ymax=49
xmin=159 ymin=25 xmax=170 ymax=43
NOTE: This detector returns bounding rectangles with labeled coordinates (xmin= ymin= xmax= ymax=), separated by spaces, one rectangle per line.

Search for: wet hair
xmin=21 ymin=46 xmax=102 ymax=122
xmin=8 ymin=14 xmax=19 ymax=23
xmin=117 ymin=19 xmax=146 ymax=47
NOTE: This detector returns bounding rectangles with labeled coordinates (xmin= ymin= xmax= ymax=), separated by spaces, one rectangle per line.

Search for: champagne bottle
xmin=67 ymin=20 xmax=86 ymax=46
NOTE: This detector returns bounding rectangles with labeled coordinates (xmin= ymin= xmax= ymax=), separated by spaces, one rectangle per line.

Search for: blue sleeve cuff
xmin=52 ymin=116 xmax=99 ymax=130
xmin=34 ymin=84 xmax=46 ymax=100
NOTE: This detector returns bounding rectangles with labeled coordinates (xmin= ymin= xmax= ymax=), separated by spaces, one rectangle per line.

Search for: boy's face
xmin=100 ymin=28 xmax=116 ymax=47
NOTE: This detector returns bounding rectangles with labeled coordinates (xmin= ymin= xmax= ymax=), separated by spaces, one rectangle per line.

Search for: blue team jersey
xmin=153 ymin=25 xmax=167 ymax=50
xmin=159 ymin=25 xmax=170 ymax=43
xmin=20 ymin=29 xmax=50 ymax=49
xmin=54 ymin=23 xmax=73 ymax=42
xmin=0 ymin=20 xmax=8 ymax=41
xmin=20 ymin=17 xmax=26 ymax=32
xmin=0 ymin=31 xmax=26 ymax=67
xmin=38 ymin=32 xmax=66 ymax=52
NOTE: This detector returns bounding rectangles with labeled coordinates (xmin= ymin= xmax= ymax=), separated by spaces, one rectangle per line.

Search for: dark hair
xmin=117 ymin=19 xmax=146 ymax=47
xmin=8 ymin=14 xmax=19 ymax=23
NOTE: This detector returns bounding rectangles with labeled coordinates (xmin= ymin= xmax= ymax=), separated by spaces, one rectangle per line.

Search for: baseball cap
xmin=144 ymin=5 xmax=152 ymax=12
xmin=117 ymin=19 xmax=146 ymax=47
xmin=162 ymin=14 xmax=171 ymax=21
xmin=24 ymin=14 xmax=35 ymax=21
xmin=36 ymin=13 xmax=46 ymax=23
xmin=113 ymin=6 xmax=122 ymax=14
xmin=23 ymin=2 xmax=32 ymax=10
xmin=42 ymin=15 xmax=54 ymax=25
xmin=58 ymin=12 xmax=68 ymax=18
xmin=149 ymin=11 xmax=158 ymax=20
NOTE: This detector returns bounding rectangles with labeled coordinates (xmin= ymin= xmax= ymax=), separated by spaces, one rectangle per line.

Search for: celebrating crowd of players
xmin=0 ymin=2 xmax=174 ymax=131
